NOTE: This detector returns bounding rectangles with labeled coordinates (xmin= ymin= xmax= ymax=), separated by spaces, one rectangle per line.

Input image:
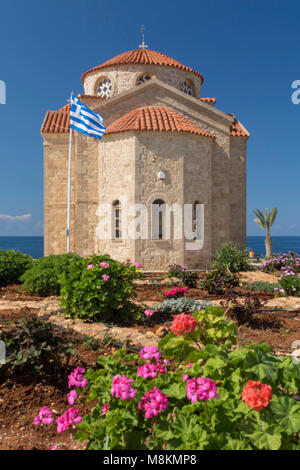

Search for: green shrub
xmin=0 ymin=249 xmax=33 ymax=286
xmin=244 ymin=281 xmax=279 ymax=293
xmin=166 ymin=264 xmax=198 ymax=287
xmin=200 ymin=267 xmax=240 ymax=294
xmin=59 ymin=254 xmax=142 ymax=323
xmin=0 ymin=313 xmax=77 ymax=378
xmin=212 ymin=242 xmax=254 ymax=273
xmin=74 ymin=307 xmax=300 ymax=450
xmin=167 ymin=263 xmax=185 ymax=278
xmin=180 ymin=271 xmax=198 ymax=288
xmin=153 ymin=297 xmax=212 ymax=315
xmin=260 ymin=252 xmax=300 ymax=273
xmin=19 ymin=253 xmax=83 ymax=296
xmin=277 ymin=275 xmax=300 ymax=297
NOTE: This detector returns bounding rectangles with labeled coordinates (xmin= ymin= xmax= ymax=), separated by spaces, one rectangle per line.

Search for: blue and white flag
xmin=70 ymin=95 xmax=105 ymax=140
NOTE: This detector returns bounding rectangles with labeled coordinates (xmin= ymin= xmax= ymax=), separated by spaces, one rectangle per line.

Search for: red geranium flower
xmin=241 ymin=380 xmax=272 ymax=411
xmin=170 ymin=313 xmax=198 ymax=336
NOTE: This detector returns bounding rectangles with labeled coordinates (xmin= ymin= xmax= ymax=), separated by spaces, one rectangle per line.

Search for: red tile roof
xmin=41 ymin=104 xmax=70 ymax=134
xmin=229 ymin=114 xmax=250 ymax=137
xmin=199 ymin=97 xmax=216 ymax=104
xmin=81 ymin=49 xmax=204 ymax=83
xmin=105 ymin=106 xmax=215 ymax=138
xmin=41 ymin=104 xmax=248 ymax=139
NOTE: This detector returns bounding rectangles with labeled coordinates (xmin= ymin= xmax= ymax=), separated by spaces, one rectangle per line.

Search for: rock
xmin=155 ymin=326 xmax=169 ymax=338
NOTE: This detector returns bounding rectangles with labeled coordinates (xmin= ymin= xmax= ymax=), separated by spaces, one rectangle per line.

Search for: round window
xmin=136 ymin=74 xmax=152 ymax=85
xmin=180 ymin=80 xmax=193 ymax=96
xmin=97 ymin=78 xmax=112 ymax=98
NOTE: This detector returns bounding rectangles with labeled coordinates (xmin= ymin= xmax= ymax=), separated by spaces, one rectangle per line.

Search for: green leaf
xmin=271 ymin=396 xmax=300 ymax=433
xmin=247 ymin=430 xmax=281 ymax=450
xmin=253 ymin=361 xmax=278 ymax=383
xmin=161 ymin=381 xmax=186 ymax=399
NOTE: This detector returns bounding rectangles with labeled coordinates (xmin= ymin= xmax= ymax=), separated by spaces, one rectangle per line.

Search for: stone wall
xmin=229 ymin=136 xmax=247 ymax=248
xmin=83 ymin=64 xmax=202 ymax=99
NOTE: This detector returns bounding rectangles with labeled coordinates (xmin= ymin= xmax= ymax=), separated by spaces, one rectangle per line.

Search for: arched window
xmin=152 ymin=199 xmax=165 ymax=240
xmin=112 ymin=200 xmax=121 ymax=239
xmin=136 ymin=74 xmax=152 ymax=85
xmin=180 ymin=80 xmax=194 ymax=96
xmin=97 ymin=77 xmax=112 ymax=98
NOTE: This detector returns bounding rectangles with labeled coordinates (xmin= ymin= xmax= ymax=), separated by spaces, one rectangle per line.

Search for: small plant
xmin=212 ymin=242 xmax=254 ymax=273
xmin=59 ymin=254 xmax=142 ymax=323
xmin=0 ymin=249 xmax=33 ymax=286
xmin=0 ymin=313 xmax=77 ymax=377
xmin=200 ymin=267 xmax=240 ymax=294
xmin=244 ymin=281 xmax=279 ymax=293
xmin=260 ymin=252 xmax=300 ymax=274
xmin=166 ymin=264 xmax=198 ymax=288
xmin=180 ymin=271 xmax=198 ymax=288
xmin=276 ymin=274 xmax=300 ymax=297
xmin=153 ymin=297 xmax=212 ymax=316
xmin=20 ymin=253 xmax=84 ymax=296
xmin=164 ymin=286 xmax=188 ymax=298
xmin=221 ymin=291 xmax=265 ymax=326
xmin=167 ymin=263 xmax=185 ymax=278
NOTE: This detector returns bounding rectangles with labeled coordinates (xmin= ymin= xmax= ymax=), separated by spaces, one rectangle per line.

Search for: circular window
xmin=136 ymin=74 xmax=152 ymax=85
xmin=180 ymin=80 xmax=193 ymax=96
xmin=97 ymin=78 xmax=112 ymax=98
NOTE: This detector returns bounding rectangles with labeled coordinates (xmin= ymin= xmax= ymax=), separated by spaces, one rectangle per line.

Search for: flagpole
xmin=67 ymin=91 xmax=74 ymax=253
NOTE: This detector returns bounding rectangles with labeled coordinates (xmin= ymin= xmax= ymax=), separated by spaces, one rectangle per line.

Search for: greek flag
xmin=70 ymin=95 xmax=105 ymax=140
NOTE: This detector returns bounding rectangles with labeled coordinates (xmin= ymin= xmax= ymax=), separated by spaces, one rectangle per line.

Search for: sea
xmin=0 ymin=235 xmax=300 ymax=259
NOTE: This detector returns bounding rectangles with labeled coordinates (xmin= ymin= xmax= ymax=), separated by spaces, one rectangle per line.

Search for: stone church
xmin=41 ymin=47 xmax=249 ymax=271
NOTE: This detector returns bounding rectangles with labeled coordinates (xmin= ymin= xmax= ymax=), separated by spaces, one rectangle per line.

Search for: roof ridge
xmin=81 ymin=49 xmax=204 ymax=83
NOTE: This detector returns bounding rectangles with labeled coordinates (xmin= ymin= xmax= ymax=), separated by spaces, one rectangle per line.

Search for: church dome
xmin=81 ymin=49 xmax=204 ymax=83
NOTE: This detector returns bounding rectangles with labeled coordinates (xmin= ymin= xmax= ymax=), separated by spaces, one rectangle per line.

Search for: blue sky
xmin=0 ymin=0 xmax=299 ymax=236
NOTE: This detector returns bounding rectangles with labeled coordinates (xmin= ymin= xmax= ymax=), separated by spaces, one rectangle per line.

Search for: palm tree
xmin=253 ymin=208 xmax=278 ymax=258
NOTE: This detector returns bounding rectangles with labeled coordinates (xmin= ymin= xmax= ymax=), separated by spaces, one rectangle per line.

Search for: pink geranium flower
xmin=102 ymin=274 xmax=110 ymax=281
xmin=67 ymin=390 xmax=78 ymax=405
xmin=111 ymin=375 xmax=136 ymax=400
xmin=139 ymin=346 xmax=161 ymax=361
xmin=68 ymin=367 xmax=87 ymax=389
xmin=56 ymin=408 xmax=82 ymax=434
xmin=33 ymin=406 xmax=54 ymax=426
xmin=100 ymin=262 xmax=110 ymax=268
xmin=144 ymin=309 xmax=154 ymax=317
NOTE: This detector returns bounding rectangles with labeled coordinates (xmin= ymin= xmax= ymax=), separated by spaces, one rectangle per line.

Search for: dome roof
xmin=105 ymin=106 xmax=214 ymax=138
xmin=82 ymin=49 xmax=204 ymax=83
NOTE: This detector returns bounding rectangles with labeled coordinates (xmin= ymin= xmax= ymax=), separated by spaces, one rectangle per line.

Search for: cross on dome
xmin=139 ymin=25 xmax=149 ymax=50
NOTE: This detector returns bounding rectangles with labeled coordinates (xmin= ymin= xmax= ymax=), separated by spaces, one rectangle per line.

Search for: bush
xmin=19 ymin=253 xmax=83 ymax=296
xmin=200 ymin=267 xmax=240 ymax=295
xmin=212 ymin=242 xmax=254 ymax=273
xmin=59 ymin=255 xmax=142 ymax=323
xmin=0 ymin=313 xmax=77 ymax=378
xmin=221 ymin=291 xmax=265 ymax=326
xmin=277 ymin=275 xmax=300 ymax=297
xmin=260 ymin=252 xmax=300 ymax=274
xmin=153 ymin=297 xmax=212 ymax=316
xmin=166 ymin=264 xmax=198 ymax=288
xmin=180 ymin=271 xmax=198 ymax=288
xmin=167 ymin=263 xmax=185 ymax=278
xmin=0 ymin=249 xmax=33 ymax=286
xmin=73 ymin=307 xmax=300 ymax=450
xmin=244 ymin=281 xmax=279 ymax=293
